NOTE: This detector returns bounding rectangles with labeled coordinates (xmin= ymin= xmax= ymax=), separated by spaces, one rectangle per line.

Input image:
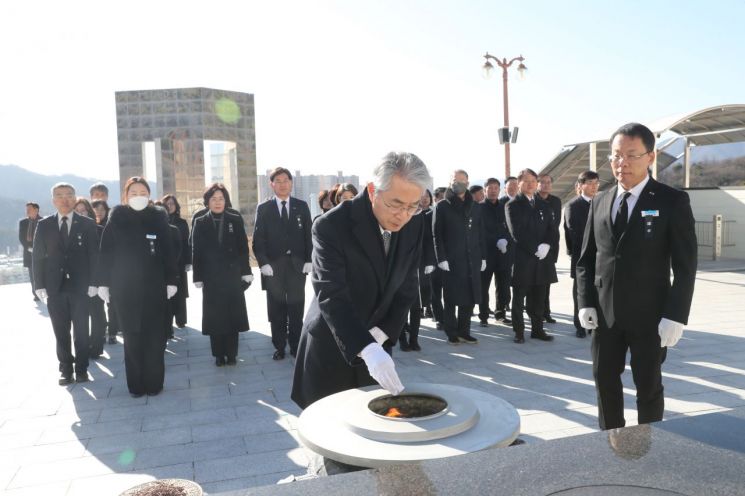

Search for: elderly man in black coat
xmin=563 ymin=170 xmax=599 ymax=338
xmin=291 ymin=152 xmax=431 ymax=410
xmin=434 ymin=169 xmax=486 ymax=345
xmin=33 ymin=183 xmax=99 ymax=385
xmin=505 ymin=169 xmax=558 ymax=344
xmin=577 ymin=123 xmax=697 ymax=430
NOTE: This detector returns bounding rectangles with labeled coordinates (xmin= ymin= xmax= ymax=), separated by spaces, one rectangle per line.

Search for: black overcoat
xmin=291 ymin=191 xmax=422 ymax=409
xmin=192 ymin=210 xmax=251 ymax=335
xmin=505 ymin=194 xmax=558 ymax=288
xmin=19 ymin=217 xmax=39 ymax=268
xmin=576 ymin=178 xmax=697 ymax=330
xmin=169 ymin=214 xmax=190 ymax=299
xmin=563 ymin=195 xmax=591 ymax=278
xmin=433 ymin=190 xmax=486 ymax=306
xmin=97 ymin=205 xmax=178 ymax=334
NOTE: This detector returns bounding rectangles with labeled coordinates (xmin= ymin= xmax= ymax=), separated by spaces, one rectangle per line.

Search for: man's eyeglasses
xmin=607 ymin=151 xmax=650 ymax=163
xmin=381 ymin=197 xmax=422 ymax=216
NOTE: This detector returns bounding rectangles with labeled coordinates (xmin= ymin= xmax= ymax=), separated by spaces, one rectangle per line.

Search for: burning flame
xmin=385 ymin=407 xmax=404 ymax=418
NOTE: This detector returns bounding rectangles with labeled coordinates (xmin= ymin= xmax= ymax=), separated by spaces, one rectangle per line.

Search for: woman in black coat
xmin=93 ymin=200 xmax=119 ymax=345
xmin=192 ymin=183 xmax=253 ymax=366
xmin=505 ymin=168 xmax=558 ymax=344
xmin=162 ymin=194 xmax=190 ymax=332
xmin=399 ymin=190 xmax=435 ymax=351
xmin=98 ymin=177 xmax=178 ymax=397
xmin=433 ymin=173 xmax=487 ymax=345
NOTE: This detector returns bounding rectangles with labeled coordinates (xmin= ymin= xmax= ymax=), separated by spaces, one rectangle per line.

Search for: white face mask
xmin=128 ymin=196 xmax=149 ymax=211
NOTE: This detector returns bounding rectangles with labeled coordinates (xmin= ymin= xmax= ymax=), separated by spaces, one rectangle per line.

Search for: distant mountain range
xmin=0 ymin=164 xmax=120 ymax=254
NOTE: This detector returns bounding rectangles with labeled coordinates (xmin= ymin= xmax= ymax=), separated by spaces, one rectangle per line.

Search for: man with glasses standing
xmin=253 ymin=167 xmax=313 ymax=361
xmin=576 ymin=122 xmax=697 ymax=430
xmin=434 ymin=169 xmax=486 ymax=345
xmin=291 ymin=152 xmax=430 ymax=409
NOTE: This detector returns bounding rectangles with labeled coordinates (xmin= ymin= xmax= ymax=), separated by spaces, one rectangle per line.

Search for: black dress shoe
xmin=436 ymin=322 xmax=444 ymax=330
xmin=531 ymin=332 xmax=554 ymax=341
xmin=576 ymin=328 xmax=587 ymax=338
xmin=75 ymin=373 xmax=89 ymax=383
xmin=107 ymin=336 xmax=117 ymax=344
xmin=215 ymin=357 xmax=226 ymax=367
xmin=147 ymin=389 xmax=162 ymax=396
xmin=513 ymin=335 xmax=525 ymax=344
xmin=544 ymin=315 xmax=557 ymax=324
xmin=130 ymin=392 xmax=144 ymax=398
xmin=399 ymin=342 xmax=411 ymax=352
xmin=272 ymin=350 xmax=285 ymax=360
xmin=58 ymin=374 xmax=73 ymax=386
xmin=479 ymin=320 xmax=489 ymax=328
xmin=459 ymin=335 xmax=478 ymax=344
xmin=410 ymin=342 xmax=421 ymax=351
xmin=226 ymin=356 xmax=237 ymax=365
xmin=447 ymin=336 xmax=460 ymax=345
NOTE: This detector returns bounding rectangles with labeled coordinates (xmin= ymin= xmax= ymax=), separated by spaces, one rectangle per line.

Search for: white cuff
xmin=368 ymin=326 xmax=388 ymax=346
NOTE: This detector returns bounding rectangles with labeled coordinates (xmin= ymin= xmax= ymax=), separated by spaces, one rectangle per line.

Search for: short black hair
xmin=203 ymin=183 xmax=233 ymax=207
xmin=25 ymin=202 xmax=40 ymax=210
xmin=610 ymin=122 xmax=656 ymax=153
xmin=89 ymin=182 xmax=109 ymax=195
xmin=269 ymin=167 xmax=293 ymax=182
xmin=505 ymin=176 xmax=518 ymax=184
xmin=468 ymin=185 xmax=484 ymax=194
xmin=516 ymin=169 xmax=538 ymax=181
xmin=485 ymin=178 xmax=500 ymax=187
xmin=578 ymin=170 xmax=600 ymax=183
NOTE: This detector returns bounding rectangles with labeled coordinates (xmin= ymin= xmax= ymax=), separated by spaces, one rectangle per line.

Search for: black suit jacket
xmin=481 ymin=199 xmax=512 ymax=270
xmin=505 ymin=195 xmax=558 ymax=287
xmin=19 ymin=217 xmax=39 ymax=268
xmin=563 ymin=195 xmax=591 ymax=278
xmin=32 ymin=213 xmax=98 ymax=296
xmin=540 ymin=193 xmax=562 ymax=263
xmin=252 ymin=197 xmax=312 ymax=275
xmin=291 ymin=191 xmax=422 ymax=408
xmin=576 ymin=178 xmax=697 ymax=329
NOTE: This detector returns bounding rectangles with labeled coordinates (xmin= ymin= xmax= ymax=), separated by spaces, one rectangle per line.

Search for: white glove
xmin=260 ymin=264 xmax=274 ymax=277
xmin=35 ymin=288 xmax=47 ymax=301
xmin=166 ymin=285 xmax=177 ymax=299
xmin=97 ymin=286 xmax=110 ymax=303
xmin=535 ymin=243 xmax=550 ymax=260
xmin=496 ymin=239 xmax=508 ymax=254
xmin=241 ymin=275 xmax=254 ymax=284
xmin=360 ymin=343 xmax=404 ymax=396
xmin=185 ymin=264 xmax=192 ymax=272
xmin=87 ymin=286 xmax=98 ymax=298
xmin=302 ymin=262 xmax=312 ymax=274
xmin=480 ymin=260 xmax=486 ymax=271
xmin=579 ymin=307 xmax=599 ymax=330
xmin=194 ymin=281 xmax=203 ymax=288
xmin=27 ymin=247 xmax=33 ymax=253
xmin=424 ymin=265 xmax=434 ymax=275
xmin=658 ymin=318 xmax=684 ymax=348
xmin=437 ymin=261 xmax=450 ymax=272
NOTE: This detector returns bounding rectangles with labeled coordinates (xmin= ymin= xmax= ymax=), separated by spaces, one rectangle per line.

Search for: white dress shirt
xmin=611 ymin=175 xmax=650 ymax=222
xmin=275 ymin=196 xmax=290 ymax=215
xmin=56 ymin=211 xmax=76 ymax=235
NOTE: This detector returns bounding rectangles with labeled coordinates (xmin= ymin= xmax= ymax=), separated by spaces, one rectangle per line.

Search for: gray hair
xmin=372 ymin=152 xmax=432 ymax=193
xmin=51 ymin=182 xmax=76 ymax=195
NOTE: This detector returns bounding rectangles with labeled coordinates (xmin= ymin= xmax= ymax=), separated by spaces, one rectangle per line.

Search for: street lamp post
xmin=483 ymin=53 xmax=527 ymax=178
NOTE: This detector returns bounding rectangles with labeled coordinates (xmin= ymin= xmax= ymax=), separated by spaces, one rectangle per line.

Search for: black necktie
xmin=529 ymin=198 xmax=535 ymax=208
xmin=26 ymin=219 xmax=34 ymax=243
xmin=60 ymin=216 xmax=69 ymax=247
xmin=613 ymin=192 xmax=631 ymax=240
xmin=382 ymin=230 xmax=391 ymax=256
xmin=281 ymin=200 xmax=288 ymax=223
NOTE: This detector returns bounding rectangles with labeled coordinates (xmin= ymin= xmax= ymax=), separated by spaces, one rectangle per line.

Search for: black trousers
xmin=571 ymin=278 xmax=583 ymax=332
xmin=27 ymin=267 xmax=35 ymax=297
xmin=444 ymin=303 xmax=473 ymax=339
xmin=265 ymin=256 xmax=306 ymax=354
xmin=210 ymin=332 xmax=239 ymax=359
xmin=592 ymin=323 xmax=667 ymax=430
xmin=123 ymin=329 xmax=167 ymax=395
xmin=544 ymin=283 xmax=554 ymax=317
xmin=479 ymin=251 xmax=499 ymax=321
xmin=495 ymin=269 xmax=512 ymax=313
xmin=401 ymin=300 xmax=422 ymax=346
xmin=430 ymin=269 xmax=444 ymax=324
xmin=170 ymin=292 xmax=187 ymax=328
xmin=47 ymin=291 xmax=90 ymax=375
xmin=107 ymin=302 xmax=119 ymax=338
xmin=89 ymin=296 xmax=107 ymax=356
xmin=511 ymin=284 xmax=546 ymax=337
xmin=419 ymin=271 xmax=432 ymax=309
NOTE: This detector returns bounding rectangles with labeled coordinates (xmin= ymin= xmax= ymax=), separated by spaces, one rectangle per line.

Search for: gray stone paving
xmin=1 ymin=254 xmax=744 ymax=495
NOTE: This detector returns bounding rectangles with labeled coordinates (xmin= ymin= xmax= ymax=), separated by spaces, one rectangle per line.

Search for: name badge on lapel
xmin=146 ymin=234 xmax=157 ymax=255
xmin=641 ymin=211 xmax=658 ymax=239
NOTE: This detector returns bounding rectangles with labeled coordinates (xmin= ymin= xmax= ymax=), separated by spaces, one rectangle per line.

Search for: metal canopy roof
xmin=540 ymin=104 xmax=745 ymax=202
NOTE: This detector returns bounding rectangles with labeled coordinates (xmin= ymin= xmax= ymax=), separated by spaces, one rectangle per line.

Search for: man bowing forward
xmin=576 ymin=123 xmax=697 ymax=430
xmin=291 ymin=152 xmax=431 ymax=409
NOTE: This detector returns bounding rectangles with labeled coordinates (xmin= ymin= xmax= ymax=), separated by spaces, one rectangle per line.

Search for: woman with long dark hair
xmin=192 ymin=183 xmax=253 ymax=366
xmin=97 ymin=177 xmax=178 ymax=397
xmin=161 ymin=194 xmax=190 ymax=332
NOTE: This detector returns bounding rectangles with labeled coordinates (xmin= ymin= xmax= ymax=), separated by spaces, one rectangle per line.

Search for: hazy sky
xmin=1 ymin=0 xmax=744 ymax=187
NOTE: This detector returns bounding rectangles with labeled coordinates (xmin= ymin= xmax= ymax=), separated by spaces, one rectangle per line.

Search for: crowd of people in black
xmin=22 ymin=123 xmax=697 ymax=432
